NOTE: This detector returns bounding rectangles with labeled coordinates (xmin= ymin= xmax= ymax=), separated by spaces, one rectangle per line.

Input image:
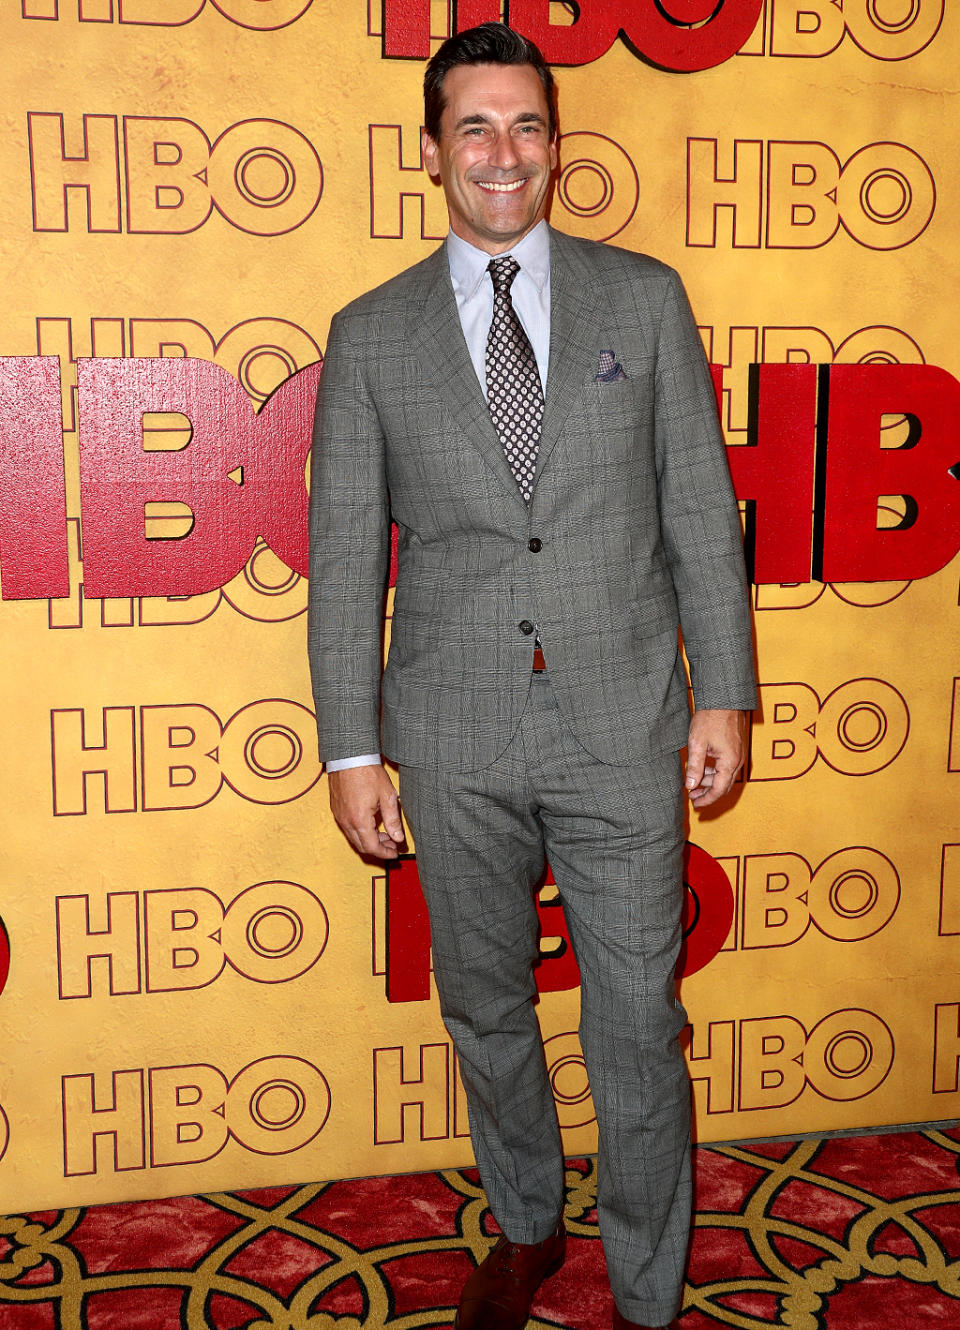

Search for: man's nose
xmin=489 ymin=130 xmax=521 ymax=170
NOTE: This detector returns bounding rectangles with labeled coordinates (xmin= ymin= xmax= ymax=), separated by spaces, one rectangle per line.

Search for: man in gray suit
xmin=308 ymin=22 xmax=756 ymax=1330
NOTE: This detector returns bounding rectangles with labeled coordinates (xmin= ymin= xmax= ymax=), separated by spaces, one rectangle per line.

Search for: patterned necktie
xmin=485 ymin=256 xmax=544 ymax=502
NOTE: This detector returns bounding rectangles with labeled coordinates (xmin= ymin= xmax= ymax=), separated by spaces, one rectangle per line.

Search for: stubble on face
xmin=421 ymin=62 xmax=558 ymax=254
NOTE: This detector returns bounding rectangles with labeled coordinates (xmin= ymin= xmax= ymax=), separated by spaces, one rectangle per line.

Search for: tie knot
xmin=488 ymin=255 xmax=520 ymax=296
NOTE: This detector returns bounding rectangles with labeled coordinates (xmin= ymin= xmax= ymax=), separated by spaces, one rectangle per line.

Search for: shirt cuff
xmin=325 ymin=753 xmax=381 ymax=772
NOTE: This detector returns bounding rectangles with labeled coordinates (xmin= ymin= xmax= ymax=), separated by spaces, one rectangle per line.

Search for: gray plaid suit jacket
xmin=308 ymin=226 xmax=756 ymax=771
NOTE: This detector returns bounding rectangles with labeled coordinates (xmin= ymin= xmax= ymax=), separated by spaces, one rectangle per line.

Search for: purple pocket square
xmin=595 ymin=350 xmax=627 ymax=383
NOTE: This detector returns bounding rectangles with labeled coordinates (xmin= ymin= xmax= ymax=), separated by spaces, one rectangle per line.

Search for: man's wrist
xmin=325 ymin=754 xmax=381 ymax=773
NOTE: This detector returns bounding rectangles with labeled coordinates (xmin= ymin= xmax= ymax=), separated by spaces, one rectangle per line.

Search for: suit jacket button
xmin=519 ymin=620 xmax=535 ymax=635
xmin=528 ymin=538 xmax=542 ymax=552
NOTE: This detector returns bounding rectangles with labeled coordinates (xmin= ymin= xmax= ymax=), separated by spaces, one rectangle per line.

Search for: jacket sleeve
xmin=307 ymin=310 xmax=391 ymax=762
xmin=653 ymin=267 xmax=758 ymax=713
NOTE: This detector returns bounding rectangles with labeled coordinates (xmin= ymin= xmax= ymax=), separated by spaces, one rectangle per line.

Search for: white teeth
xmin=478 ymin=180 xmax=525 ymax=192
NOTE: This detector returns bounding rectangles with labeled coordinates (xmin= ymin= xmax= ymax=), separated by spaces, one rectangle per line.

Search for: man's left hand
xmin=684 ymin=708 xmax=747 ymax=808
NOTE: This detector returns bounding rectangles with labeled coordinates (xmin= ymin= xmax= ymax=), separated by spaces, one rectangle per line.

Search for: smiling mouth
xmin=475 ymin=179 xmax=527 ymax=193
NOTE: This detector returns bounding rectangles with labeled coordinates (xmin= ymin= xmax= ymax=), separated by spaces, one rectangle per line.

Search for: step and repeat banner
xmin=1 ymin=1 xmax=958 ymax=1212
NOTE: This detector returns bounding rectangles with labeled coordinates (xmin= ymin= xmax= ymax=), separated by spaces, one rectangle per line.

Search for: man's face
xmin=422 ymin=62 xmax=558 ymax=255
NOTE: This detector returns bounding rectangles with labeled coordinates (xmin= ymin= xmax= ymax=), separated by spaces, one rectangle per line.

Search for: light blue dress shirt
xmin=326 ymin=221 xmax=552 ymax=773
xmin=447 ymin=220 xmax=551 ymax=397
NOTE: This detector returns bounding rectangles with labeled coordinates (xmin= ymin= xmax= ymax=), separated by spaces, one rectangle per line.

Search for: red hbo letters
xmin=381 ymin=1 xmax=765 ymax=71
xmin=382 ymin=844 xmax=736 ymax=1003
xmin=1 ymin=355 xmax=959 ymax=600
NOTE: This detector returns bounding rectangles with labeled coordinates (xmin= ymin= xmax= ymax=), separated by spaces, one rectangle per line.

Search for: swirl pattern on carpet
xmin=0 ymin=1129 xmax=958 ymax=1328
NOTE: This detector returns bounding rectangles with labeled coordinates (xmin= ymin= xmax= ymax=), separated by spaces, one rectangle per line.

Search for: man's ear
xmin=421 ymin=128 xmax=440 ymax=180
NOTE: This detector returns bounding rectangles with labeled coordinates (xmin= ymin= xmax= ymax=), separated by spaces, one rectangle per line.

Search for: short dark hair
xmin=423 ymin=22 xmax=556 ymax=143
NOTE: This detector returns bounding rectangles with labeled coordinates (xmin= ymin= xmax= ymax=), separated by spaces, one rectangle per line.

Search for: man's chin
xmin=479 ymin=211 xmax=544 ymax=245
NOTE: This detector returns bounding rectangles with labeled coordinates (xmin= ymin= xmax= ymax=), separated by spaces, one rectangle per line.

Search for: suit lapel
xmin=407 ymin=231 xmax=604 ymax=504
xmin=535 ymin=228 xmax=604 ymax=487
xmin=409 ymin=246 xmax=525 ymax=504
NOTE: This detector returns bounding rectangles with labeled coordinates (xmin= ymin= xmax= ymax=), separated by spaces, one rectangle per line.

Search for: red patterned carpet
xmin=1 ymin=1128 xmax=958 ymax=1329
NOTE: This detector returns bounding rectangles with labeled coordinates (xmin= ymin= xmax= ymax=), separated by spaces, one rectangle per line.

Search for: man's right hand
xmin=327 ymin=764 xmax=405 ymax=860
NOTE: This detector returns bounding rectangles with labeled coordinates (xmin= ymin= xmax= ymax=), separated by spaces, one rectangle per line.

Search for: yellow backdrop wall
xmin=1 ymin=0 xmax=958 ymax=1212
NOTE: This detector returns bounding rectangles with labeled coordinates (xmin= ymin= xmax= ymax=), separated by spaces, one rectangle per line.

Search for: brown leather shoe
xmin=612 ymin=1307 xmax=676 ymax=1330
xmin=454 ymin=1218 xmax=566 ymax=1330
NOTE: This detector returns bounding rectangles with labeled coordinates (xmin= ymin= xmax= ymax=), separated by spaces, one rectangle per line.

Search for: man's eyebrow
xmin=452 ymin=111 xmax=547 ymax=130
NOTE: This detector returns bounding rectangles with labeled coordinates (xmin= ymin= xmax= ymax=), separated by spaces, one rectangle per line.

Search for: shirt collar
xmin=446 ymin=220 xmax=551 ymax=302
